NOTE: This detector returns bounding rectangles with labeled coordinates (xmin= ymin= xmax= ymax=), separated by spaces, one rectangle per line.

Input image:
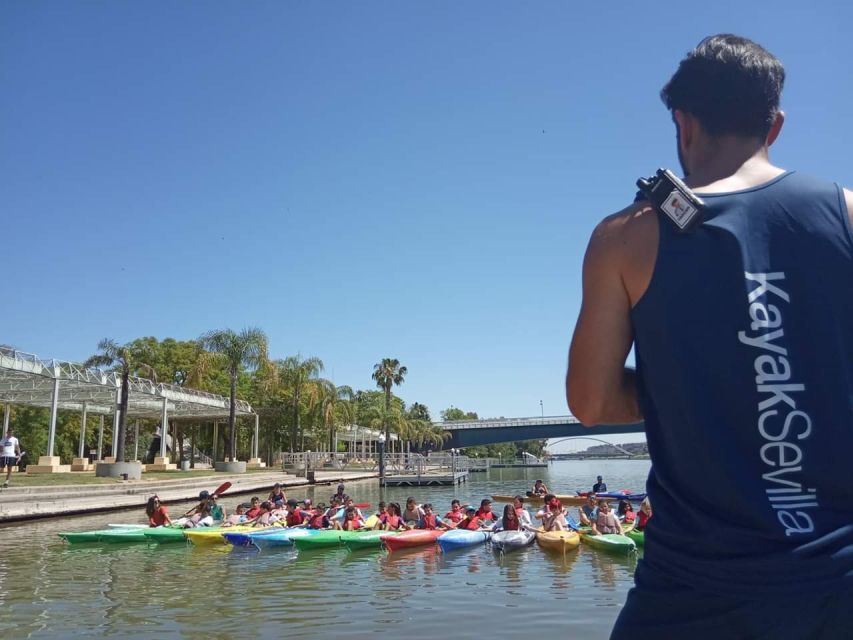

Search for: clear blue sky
xmin=2 ymin=2 xmax=851 ymax=452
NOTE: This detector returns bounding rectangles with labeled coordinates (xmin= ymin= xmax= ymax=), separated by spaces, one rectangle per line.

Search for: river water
xmin=0 ymin=459 xmax=651 ymax=639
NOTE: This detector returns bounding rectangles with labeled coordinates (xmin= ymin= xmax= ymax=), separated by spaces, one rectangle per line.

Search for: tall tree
xmin=198 ymin=328 xmax=269 ymax=461
xmin=84 ymin=339 xmax=155 ymax=464
xmin=316 ymin=381 xmax=354 ymax=452
xmin=277 ymin=355 xmax=324 ymax=452
xmin=371 ymin=358 xmax=407 ymax=443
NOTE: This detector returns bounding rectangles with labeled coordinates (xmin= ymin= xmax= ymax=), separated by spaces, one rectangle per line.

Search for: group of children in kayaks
xmin=144 ymin=480 xmax=653 ymax=537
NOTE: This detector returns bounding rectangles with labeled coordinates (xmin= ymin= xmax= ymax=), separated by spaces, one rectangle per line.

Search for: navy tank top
xmin=631 ymin=171 xmax=853 ymax=598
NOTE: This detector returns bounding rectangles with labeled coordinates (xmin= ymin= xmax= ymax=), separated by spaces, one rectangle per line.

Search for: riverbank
xmin=0 ymin=469 xmax=379 ymax=524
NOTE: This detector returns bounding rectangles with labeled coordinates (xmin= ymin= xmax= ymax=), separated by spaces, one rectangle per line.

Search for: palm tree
xmin=371 ymin=358 xmax=407 ymax=443
xmin=84 ymin=339 xmax=155 ymax=464
xmin=277 ymin=355 xmax=324 ymax=452
xmin=198 ymin=328 xmax=269 ymax=461
xmin=317 ymin=382 xmax=354 ymax=452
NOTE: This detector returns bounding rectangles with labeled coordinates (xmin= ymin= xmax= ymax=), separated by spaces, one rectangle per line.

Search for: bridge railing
xmin=436 ymin=415 xmax=581 ymax=430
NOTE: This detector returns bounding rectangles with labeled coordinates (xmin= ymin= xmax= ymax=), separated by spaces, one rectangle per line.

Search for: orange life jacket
xmin=285 ymin=510 xmax=304 ymax=527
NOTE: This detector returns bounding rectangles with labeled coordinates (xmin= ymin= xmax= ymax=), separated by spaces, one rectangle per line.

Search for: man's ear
xmin=674 ymin=110 xmax=695 ymax=153
xmin=766 ymin=111 xmax=785 ymax=147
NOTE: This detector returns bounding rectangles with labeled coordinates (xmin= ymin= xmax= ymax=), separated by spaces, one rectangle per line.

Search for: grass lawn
xmin=10 ymin=467 xmax=283 ymax=487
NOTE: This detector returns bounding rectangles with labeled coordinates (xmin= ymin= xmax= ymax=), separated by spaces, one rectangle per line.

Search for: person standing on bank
xmin=1 ymin=429 xmax=22 ymax=488
xmin=567 ymin=34 xmax=853 ymax=638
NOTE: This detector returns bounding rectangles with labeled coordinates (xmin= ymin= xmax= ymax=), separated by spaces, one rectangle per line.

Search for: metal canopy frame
xmin=0 ymin=346 xmax=258 ymax=461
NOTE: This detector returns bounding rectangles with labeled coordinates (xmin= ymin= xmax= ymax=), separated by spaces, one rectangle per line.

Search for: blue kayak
xmin=437 ymin=529 xmax=490 ymax=552
xmin=225 ymin=528 xmax=317 ymax=547
xmin=582 ymin=492 xmax=647 ymax=502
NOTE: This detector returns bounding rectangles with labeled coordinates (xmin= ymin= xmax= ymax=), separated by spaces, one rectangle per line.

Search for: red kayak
xmin=381 ymin=529 xmax=443 ymax=551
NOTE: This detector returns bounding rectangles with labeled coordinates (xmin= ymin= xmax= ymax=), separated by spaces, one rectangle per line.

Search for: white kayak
xmin=491 ymin=529 xmax=536 ymax=553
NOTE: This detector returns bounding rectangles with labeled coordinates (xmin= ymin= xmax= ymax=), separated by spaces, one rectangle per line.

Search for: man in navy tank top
xmin=567 ymin=34 xmax=853 ymax=639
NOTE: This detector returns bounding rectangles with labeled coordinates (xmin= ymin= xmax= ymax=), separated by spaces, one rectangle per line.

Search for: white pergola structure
xmin=335 ymin=424 xmax=399 ymax=457
xmin=0 ymin=347 xmax=260 ymax=473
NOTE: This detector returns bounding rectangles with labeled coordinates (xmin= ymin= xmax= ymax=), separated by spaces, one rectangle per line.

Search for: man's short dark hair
xmin=661 ymin=34 xmax=785 ymax=139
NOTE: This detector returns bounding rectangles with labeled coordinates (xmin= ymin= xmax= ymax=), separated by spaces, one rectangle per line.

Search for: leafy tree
xmin=407 ymin=402 xmax=432 ymax=423
xmin=277 ymin=355 xmax=324 ymax=452
xmin=440 ymin=406 xmax=479 ymax=422
xmin=371 ymin=358 xmax=407 ymax=443
xmin=84 ymin=339 xmax=155 ymax=464
xmin=198 ymin=328 xmax=269 ymax=461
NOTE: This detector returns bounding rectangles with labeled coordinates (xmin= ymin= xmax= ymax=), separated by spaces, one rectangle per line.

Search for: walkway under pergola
xmin=0 ymin=346 xmax=258 ymax=472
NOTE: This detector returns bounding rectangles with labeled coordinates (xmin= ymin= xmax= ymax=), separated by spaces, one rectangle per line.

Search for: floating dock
xmin=382 ymin=471 xmax=468 ymax=486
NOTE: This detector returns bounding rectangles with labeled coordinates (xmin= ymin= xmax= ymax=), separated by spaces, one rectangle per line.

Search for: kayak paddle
xmin=213 ymin=481 xmax=232 ymax=496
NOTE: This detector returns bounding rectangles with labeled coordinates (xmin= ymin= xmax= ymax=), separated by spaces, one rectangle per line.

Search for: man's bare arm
xmin=845 ymin=188 xmax=853 ymax=229
xmin=566 ymin=214 xmax=642 ymax=426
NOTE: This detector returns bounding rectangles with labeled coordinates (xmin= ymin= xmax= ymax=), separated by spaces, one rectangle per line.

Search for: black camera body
xmin=636 ymin=168 xmax=705 ymax=233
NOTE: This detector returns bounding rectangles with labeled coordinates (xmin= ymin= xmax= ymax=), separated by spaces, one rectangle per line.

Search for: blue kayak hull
xmin=437 ymin=530 xmax=490 ymax=551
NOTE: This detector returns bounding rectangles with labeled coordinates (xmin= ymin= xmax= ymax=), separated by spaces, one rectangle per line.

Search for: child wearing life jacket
xmin=591 ymin=500 xmax=623 ymax=536
xmin=536 ymin=494 xmax=569 ymax=532
xmin=244 ymin=497 xmax=263 ymax=519
xmin=474 ymin=499 xmax=497 ymax=526
xmin=444 ymin=499 xmax=466 ymax=526
xmin=512 ymin=496 xmax=533 ymax=527
xmin=284 ymin=499 xmax=309 ymax=527
xmin=375 ymin=503 xmax=408 ymax=530
xmin=246 ymin=501 xmax=278 ymax=527
xmin=457 ymin=507 xmax=485 ymax=531
xmin=618 ymin=500 xmax=636 ymax=524
xmin=494 ymin=504 xmax=523 ymax=531
xmin=307 ymin=501 xmax=330 ymax=530
xmin=636 ymin=498 xmax=652 ymax=531
xmin=334 ymin=506 xmax=365 ymax=531
xmin=416 ymin=504 xmax=450 ymax=530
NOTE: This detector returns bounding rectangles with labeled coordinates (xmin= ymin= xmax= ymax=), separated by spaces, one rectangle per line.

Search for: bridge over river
xmin=435 ymin=416 xmax=645 ymax=448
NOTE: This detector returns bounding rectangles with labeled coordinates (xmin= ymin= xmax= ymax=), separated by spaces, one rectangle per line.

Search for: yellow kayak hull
xmin=185 ymin=526 xmax=257 ymax=546
xmin=535 ymin=528 xmax=581 ymax=551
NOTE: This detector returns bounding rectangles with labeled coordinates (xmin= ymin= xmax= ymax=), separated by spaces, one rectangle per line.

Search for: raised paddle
xmin=213 ymin=481 xmax=232 ymax=497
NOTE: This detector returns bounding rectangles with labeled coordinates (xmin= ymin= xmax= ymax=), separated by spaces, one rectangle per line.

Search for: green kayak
xmin=293 ymin=529 xmax=345 ymax=550
xmin=625 ymin=529 xmax=645 ymax=547
xmin=580 ymin=532 xmax=637 ymax=554
xmin=342 ymin=530 xmax=400 ymax=550
xmin=141 ymin=527 xmax=188 ymax=544
xmin=59 ymin=528 xmax=129 ymax=544
xmin=96 ymin=529 xmax=149 ymax=543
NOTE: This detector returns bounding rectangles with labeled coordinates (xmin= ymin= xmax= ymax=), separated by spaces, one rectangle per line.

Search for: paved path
xmin=0 ymin=470 xmax=378 ymax=523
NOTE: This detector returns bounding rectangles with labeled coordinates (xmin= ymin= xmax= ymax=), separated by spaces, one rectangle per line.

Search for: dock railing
xmin=277 ymin=451 xmax=472 ymax=477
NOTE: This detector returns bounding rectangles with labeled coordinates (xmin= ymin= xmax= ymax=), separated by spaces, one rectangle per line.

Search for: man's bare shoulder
xmin=588 ymin=201 xmax=658 ymax=305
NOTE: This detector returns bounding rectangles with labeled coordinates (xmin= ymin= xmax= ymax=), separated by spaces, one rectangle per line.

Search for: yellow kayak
xmin=535 ymin=528 xmax=581 ymax=552
xmin=185 ymin=526 xmax=256 ymax=546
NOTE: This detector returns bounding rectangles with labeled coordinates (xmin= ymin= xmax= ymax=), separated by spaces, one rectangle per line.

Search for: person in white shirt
xmin=1 ymin=429 xmax=22 ymax=488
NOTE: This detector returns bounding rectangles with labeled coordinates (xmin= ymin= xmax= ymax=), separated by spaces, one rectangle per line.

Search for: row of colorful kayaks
xmin=59 ymin=523 xmax=643 ymax=554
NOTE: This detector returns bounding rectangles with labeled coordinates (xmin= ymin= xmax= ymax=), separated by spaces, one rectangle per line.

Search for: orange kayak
xmin=381 ymin=529 xmax=444 ymax=551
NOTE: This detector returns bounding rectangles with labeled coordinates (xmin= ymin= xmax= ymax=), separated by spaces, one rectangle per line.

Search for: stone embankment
xmin=0 ymin=470 xmax=378 ymax=523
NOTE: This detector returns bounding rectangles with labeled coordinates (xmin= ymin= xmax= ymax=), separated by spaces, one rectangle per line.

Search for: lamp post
xmin=378 ymin=434 xmax=386 ymax=486
xmin=451 ymin=448 xmax=457 ymax=477
xmin=540 ymin=400 xmax=544 ymax=417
